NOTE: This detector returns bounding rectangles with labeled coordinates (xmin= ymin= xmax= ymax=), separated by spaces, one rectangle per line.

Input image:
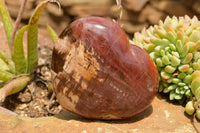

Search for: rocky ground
xmin=1 ymin=42 xmax=62 ymax=117
xmin=0 ymin=1 xmax=200 ymax=132
xmin=1 ymin=0 xmax=200 ymax=119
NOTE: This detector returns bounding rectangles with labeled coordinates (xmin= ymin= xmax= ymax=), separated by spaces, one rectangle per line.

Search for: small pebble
xmin=18 ymin=104 xmax=28 ymax=110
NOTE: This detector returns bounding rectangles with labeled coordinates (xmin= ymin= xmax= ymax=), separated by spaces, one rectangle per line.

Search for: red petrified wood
xmin=51 ymin=17 xmax=159 ymax=119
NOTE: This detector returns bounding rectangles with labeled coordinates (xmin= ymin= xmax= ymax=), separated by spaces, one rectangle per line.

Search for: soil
xmin=1 ymin=27 xmax=62 ymax=118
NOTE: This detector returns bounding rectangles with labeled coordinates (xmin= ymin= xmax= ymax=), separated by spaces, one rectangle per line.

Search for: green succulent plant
xmin=0 ymin=0 xmax=58 ymax=103
xmin=131 ymin=15 xmax=200 ymax=120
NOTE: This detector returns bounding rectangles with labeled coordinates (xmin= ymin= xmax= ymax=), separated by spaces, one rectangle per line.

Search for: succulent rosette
xmin=131 ymin=16 xmax=200 ymax=119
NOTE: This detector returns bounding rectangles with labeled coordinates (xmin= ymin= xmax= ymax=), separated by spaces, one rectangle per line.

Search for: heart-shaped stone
xmin=51 ymin=17 xmax=159 ymax=119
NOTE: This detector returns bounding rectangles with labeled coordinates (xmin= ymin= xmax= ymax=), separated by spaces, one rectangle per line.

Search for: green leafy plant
xmin=47 ymin=24 xmax=58 ymax=44
xmin=131 ymin=16 xmax=200 ymax=120
xmin=0 ymin=0 xmax=58 ymax=103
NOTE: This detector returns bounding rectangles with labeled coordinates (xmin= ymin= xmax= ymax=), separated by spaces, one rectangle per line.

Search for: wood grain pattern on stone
xmin=51 ymin=17 xmax=159 ymax=119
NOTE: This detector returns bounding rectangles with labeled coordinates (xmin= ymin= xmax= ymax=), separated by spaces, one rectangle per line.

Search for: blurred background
xmin=4 ymin=0 xmax=200 ymax=38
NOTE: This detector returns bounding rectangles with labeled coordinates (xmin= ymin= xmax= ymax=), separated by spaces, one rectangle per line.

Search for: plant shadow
xmin=54 ymin=105 xmax=153 ymax=124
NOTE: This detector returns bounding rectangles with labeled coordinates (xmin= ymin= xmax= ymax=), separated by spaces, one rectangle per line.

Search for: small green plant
xmin=131 ymin=16 xmax=200 ymax=120
xmin=0 ymin=0 xmax=58 ymax=103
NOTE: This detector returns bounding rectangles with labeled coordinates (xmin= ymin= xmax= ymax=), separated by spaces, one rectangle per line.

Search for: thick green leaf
xmin=0 ymin=0 xmax=14 ymax=55
xmin=0 ymin=50 xmax=15 ymax=73
xmin=13 ymin=25 xmax=28 ymax=74
xmin=0 ymin=70 xmax=13 ymax=82
xmin=0 ymin=75 xmax=32 ymax=103
xmin=27 ymin=0 xmax=49 ymax=73
xmin=47 ymin=24 xmax=58 ymax=44
xmin=0 ymin=58 xmax=10 ymax=72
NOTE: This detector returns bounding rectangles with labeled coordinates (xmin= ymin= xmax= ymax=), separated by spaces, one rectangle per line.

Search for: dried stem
xmin=46 ymin=92 xmax=60 ymax=115
xmin=49 ymin=0 xmax=61 ymax=11
xmin=116 ymin=0 xmax=122 ymax=26
xmin=10 ymin=0 xmax=27 ymax=56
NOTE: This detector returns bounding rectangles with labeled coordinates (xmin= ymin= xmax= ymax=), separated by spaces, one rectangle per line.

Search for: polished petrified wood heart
xmin=51 ymin=16 xmax=159 ymax=119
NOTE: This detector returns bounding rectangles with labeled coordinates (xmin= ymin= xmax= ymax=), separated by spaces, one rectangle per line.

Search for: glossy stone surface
xmin=51 ymin=17 xmax=159 ymax=119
